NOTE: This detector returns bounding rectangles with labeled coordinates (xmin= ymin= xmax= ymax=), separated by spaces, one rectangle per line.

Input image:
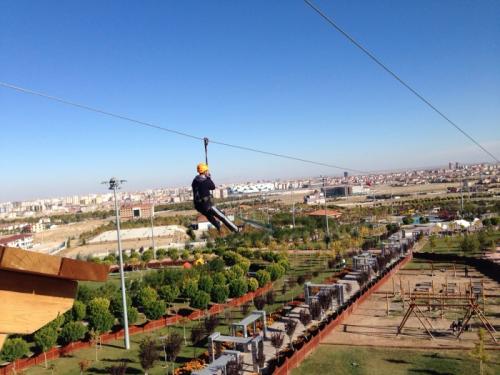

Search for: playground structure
xmin=195 ymin=310 xmax=268 ymax=374
xmin=303 ymin=282 xmax=345 ymax=307
xmin=230 ymin=310 xmax=268 ymax=339
xmin=193 ymin=350 xmax=243 ymax=375
xmin=0 ymin=246 xmax=109 ymax=350
xmin=397 ymin=284 xmax=498 ymax=343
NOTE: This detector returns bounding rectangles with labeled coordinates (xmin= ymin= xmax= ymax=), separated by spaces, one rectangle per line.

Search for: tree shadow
xmin=88 ymin=366 xmax=142 ymax=374
xmin=408 ymin=369 xmax=453 ymax=375
xmin=101 ymin=358 xmax=134 ymax=363
xmin=385 ymin=358 xmax=411 ymax=364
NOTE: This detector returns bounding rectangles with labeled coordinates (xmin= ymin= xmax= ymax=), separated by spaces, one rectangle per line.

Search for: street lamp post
xmin=322 ymin=176 xmax=330 ymax=247
xmin=149 ymin=194 xmax=156 ymax=259
xmin=103 ymin=177 xmax=130 ymax=350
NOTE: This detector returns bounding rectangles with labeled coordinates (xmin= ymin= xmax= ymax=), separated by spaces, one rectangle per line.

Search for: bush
xmin=267 ymin=263 xmax=285 ymax=281
xmin=76 ymin=285 xmax=97 ymax=304
xmin=167 ymin=248 xmax=179 ymax=261
xmin=143 ymin=300 xmax=166 ymax=320
xmin=122 ymin=306 xmax=139 ymax=326
xmin=158 ymin=285 xmax=180 ymax=304
xmin=60 ymin=322 xmax=88 ymax=345
xmin=198 ymin=275 xmax=214 ymax=294
xmin=34 ymin=325 xmax=58 ymax=353
xmin=190 ymin=290 xmax=210 ymax=309
xmin=0 ymin=337 xmax=29 ymax=362
xmin=181 ymin=279 xmax=199 ymax=299
xmin=299 ymin=309 xmax=312 ymax=326
xmin=211 ymin=283 xmax=229 ymax=303
xmin=254 ymin=296 xmax=266 ymax=310
xmin=255 ymin=270 xmax=271 ymax=287
xmin=460 ymin=235 xmax=480 ymax=253
xmin=247 ymin=277 xmax=259 ymax=292
xmin=265 ymin=291 xmax=275 ymax=305
xmin=212 ymin=272 xmax=227 ymax=285
xmin=87 ymin=297 xmax=115 ymax=333
xmin=203 ymin=315 xmax=219 ymax=335
xmin=222 ymin=251 xmax=240 ymax=266
xmin=190 ymin=324 xmax=205 ymax=345
xmin=135 ymin=287 xmax=158 ymax=308
xmin=208 ymin=257 xmax=226 ymax=272
xmin=139 ymin=336 xmax=159 ymax=374
xmin=229 ymin=277 xmax=248 ymax=298
xmin=72 ymin=301 xmax=87 ymax=321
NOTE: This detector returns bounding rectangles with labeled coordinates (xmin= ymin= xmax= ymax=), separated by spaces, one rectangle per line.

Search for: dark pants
xmin=196 ymin=204 xmax=238 ymax=233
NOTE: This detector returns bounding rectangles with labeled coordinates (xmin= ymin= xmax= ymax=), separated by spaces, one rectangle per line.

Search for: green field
xmin=292 ymin=346 xmax=500 ymax=375
xmin=420 ymin=230 xmax=499 ymax=257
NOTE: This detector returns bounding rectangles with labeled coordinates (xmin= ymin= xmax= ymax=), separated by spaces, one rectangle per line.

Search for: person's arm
xmin=206 ymin=176 xmax=216 ymax=190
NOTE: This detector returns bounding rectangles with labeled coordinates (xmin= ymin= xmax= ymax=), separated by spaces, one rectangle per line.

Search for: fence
xmin=0 ymin=283 xmax=273 ymax=375
xmin=272 ymin=252 xmax=413 ymax=375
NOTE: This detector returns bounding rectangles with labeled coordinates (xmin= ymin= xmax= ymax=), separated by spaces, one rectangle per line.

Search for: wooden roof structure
xmin=0 ymin=246 xmax=109 ymax=350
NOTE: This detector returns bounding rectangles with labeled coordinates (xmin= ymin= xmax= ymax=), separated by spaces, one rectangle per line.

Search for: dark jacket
xmin=192 ymin=174 xmax=215 ymax=210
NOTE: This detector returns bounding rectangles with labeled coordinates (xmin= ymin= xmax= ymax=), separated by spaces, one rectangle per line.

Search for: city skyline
xmin=1 ymin=1 xmax=499 ymax=201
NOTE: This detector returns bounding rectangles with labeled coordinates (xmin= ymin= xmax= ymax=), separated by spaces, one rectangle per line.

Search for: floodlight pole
xmin=322 ymin=176 xmax=330 ymax=245
xmin=105 ymin=177 xmax=130 ymax=350
xmin=149 ymin=194 xmax=156 ymax=259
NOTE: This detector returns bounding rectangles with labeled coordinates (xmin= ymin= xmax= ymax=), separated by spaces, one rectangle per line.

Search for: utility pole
xmin=103 ymin=177 xmax=130 ymax=350
xmin=322 ymin=176 xmax=330 ymax=246
xmin=149 ymin=194 xmax=156 ymax=259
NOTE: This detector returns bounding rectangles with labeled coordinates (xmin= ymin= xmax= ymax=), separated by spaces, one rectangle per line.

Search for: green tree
xmin=87 ymin=297 xmax=115 ymax=333
xmin=34 ymin=326 xmax=58 ymax=368
xmin=158 ymin=285 xmax=180 ymax=305
xmin=198 ymin=275 xmax=214 ymax=294
xmin=72 ymin=300 xmax=87 ymax=321
xmin=143 ymin=300 xmax=166 ymax=320
xmin=181 ymin=250 xmax=190 ymax=260
xmin=0 ymin=337 xmax=29 ymax=368
xmin=267 ymin=263 xmax=285 ymax=281
xmin=135 ymin=286 xmax=158 ymax=308
xmin=460 ymin=235 xmax=480 ymax=253
xmin=247 ymin=277 xmax=259 ymax=292
xmin=211 ymin=283 xmax=229 ymax=303
xmin=167 ymin=248 xmax=179 ymax=261
xmin=229 ymin=277 xmax=248 ymax=298
xmin=60 ymin=322 xmax=88 ymax=345
xmin=470 ymin=328 xmax=490 ymax=375
xmin=255 ymin=270 xmax=271 ymax=287
xmin=181 ymin=279 xmax=199 ymax=299
xmin=190 ymin=290 xmax=210 ymax=309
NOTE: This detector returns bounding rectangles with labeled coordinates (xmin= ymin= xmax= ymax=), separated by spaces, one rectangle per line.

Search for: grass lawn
xmin=292 ymin=346 xmax=500 ymax=375
xmin=420 ymin=230 xmax=499 ymax=257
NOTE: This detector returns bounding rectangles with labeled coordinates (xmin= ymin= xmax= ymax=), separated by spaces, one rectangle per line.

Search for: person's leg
xmin=203 ymin=208 xmax=222 ymax=232
xmin=209 ymin=206 xmax=239 ymax=233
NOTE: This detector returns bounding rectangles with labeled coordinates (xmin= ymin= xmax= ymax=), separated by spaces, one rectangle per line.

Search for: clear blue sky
xmin=1 ymin=0 xmax=499 ymax=201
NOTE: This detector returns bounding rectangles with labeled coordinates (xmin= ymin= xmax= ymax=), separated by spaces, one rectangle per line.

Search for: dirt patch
xmin=322 ymin=261 xmax=500 ymax=349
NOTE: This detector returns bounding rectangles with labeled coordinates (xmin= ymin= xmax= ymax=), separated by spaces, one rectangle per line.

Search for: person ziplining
xmin=191 ymin=162 xmax=239 ymax=233
xmin=192 ymin=138 xmax=239 ymax=233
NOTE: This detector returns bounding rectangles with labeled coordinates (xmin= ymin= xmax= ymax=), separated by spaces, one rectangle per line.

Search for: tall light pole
xmin=149 ymin=194 xmax=156 ymax=259
xmin=103 ymin=177 xmax=130 ymax=350
xmin=322 ymin=176 xmax=330 ymax=246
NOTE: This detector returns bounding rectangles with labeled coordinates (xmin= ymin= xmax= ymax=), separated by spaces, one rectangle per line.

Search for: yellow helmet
xmin=197 ymin=163 xmax=209 ymax=174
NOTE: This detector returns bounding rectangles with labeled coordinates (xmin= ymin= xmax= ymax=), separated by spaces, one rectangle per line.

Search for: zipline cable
xmin=0 ymin=81 xmax=368 ymax=174
xmin=303 ymin=0 xmax=499 ymax=163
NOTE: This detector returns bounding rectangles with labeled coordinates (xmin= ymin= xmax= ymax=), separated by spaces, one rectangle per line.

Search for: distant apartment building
xmin=0 ymin=234 xmax=33 ymax=249
xmin=120 ymin=202 xmax=154 ymax=220
xmin=212 ymin=188 xmax=229 ymax=199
